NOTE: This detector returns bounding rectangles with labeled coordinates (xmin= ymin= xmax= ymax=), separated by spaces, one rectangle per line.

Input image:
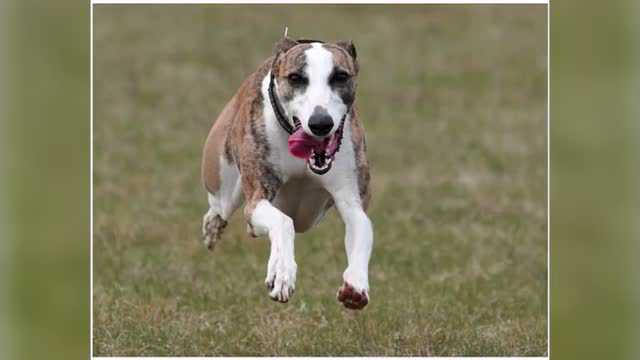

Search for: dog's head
xmin=271 ymin=37 xmax=359 ymax=138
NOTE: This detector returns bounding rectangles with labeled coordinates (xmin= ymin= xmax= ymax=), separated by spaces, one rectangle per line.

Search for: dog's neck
xmin=261 ymin=72 xmax=291 ymax=140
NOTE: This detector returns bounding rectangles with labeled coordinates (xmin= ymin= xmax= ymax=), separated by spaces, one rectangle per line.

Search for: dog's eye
xmin=330 ymin=71 xmax=351 ymax=84
xmin=287 ymin=73 xmax=307 ymax=86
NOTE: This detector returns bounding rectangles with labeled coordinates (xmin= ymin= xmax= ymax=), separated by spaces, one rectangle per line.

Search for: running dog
xmin=201 ymin=37 xmax=372 ymax=310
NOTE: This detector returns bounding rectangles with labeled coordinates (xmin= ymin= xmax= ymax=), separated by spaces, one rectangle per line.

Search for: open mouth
xmin=287 ymin=121 xmax=341 ymax=175
xmin=308 ymin=147 xmax=334 ymax=175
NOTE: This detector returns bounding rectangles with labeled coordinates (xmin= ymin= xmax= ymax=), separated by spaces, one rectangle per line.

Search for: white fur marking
xmin=218 ymin=155 xmax=242 ymax=219
xmin=250 ymin=199 xmax=297 ymax=302
xmin=332 ymin=187 xmax=372 ymax=294
xmin=290 ymin=43 xmax=347 ymax=137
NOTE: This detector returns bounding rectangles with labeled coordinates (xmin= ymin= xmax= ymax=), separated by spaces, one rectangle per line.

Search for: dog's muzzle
xmin=307 ymin=107 xmax=334 ymax=137
xmin=287 ymin=122 xmax=344 ymax=175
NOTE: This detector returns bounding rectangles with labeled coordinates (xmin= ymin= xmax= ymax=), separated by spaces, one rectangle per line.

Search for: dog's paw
xmin=265 ymin=262 xmax=296 ymax=303
xmin=202 ymin=213 xmax=227 ymax=251
xmin=337 ymin=282 xmax=369 ymax=310
xmin=202 ymin=232 xmax=217 ymax=251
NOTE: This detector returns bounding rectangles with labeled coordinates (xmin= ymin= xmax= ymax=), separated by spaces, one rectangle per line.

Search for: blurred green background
xmin=2 ymin=1 xmax=639 ymax=359
xmin=550 ymin=1 xmax=640 ymax=359
xmin=4 ymin=1 xmax=89 ymax=360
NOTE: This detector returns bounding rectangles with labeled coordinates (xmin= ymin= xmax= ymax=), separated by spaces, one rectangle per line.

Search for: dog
xmin=201 ymin=37 xmax=372 ymax=310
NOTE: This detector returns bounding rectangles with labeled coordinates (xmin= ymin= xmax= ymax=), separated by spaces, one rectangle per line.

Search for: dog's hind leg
xmin=202 ymin=158 xmax=242 ymax=251
xmin=202 ymin=200 xmax=228 ymax=251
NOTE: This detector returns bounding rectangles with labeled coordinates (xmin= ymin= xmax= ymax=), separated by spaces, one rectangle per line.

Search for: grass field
xmin=93 ymin=5 xmax=547 ymax=356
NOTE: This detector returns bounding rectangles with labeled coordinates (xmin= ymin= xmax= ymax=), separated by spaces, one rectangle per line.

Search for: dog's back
xmin=201 ymin=58 xmax=272 ymax=195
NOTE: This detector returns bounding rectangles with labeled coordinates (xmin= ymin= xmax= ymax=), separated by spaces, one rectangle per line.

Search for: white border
xmin=90 ymin=1 xmax=550 ymax=359
xmin=94 ymin=0 xmax=548 ymax=3
xmin=546 ymin=2 xmax=550 ymax=359
xmin=90 ymin=1 xmax=95 ymax=358
xmin=97 ymin=358 xmax=545 ymax=360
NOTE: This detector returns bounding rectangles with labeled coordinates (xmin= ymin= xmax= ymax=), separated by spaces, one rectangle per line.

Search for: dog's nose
xmin=308 ymin=107 xmax=334 ymax=136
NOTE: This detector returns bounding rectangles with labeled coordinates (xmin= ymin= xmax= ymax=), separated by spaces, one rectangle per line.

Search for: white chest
xmin=263 ymin=110 xmax=308 ymax=179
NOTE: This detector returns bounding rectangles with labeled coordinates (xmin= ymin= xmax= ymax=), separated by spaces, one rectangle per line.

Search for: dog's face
xmin=272 ymin=38 xmax=359 ymax=138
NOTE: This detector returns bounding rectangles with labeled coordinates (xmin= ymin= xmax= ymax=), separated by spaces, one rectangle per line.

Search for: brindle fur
xmin=201 ymin=37 xmax=370 ymax=230
xmin=271 ymin=43 xmax=312 ymax=102
xmin=349 ymin=107 xmax=371 ymax=210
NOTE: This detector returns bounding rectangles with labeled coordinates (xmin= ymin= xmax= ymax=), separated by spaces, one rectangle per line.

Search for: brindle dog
xmin=201 ymin=37 xmax=371 ymax=310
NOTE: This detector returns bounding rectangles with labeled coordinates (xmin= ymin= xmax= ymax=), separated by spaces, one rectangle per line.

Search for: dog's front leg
xmin=245 ymin=196 xmax=297 ymax=303
xmin=334 ymin=192 xmax=373 ymax=310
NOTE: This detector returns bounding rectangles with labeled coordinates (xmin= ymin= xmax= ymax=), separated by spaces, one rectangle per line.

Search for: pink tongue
xmin=288 ymin=128 xmax=325 ymax=159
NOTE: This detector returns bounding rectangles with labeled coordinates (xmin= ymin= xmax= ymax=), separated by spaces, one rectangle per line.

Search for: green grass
xmin=93 ymin=5 xmax=547 ymax=356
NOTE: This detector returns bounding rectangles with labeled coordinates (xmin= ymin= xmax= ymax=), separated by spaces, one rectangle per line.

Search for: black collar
xmin=267 ymin=71 xmax=349 ymax=146
xmin=268 ymin=69 xmax=298 ymax=135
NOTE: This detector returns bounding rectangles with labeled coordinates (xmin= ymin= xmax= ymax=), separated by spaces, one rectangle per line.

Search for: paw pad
xmin=337 ymin=282 xmax=369 ymax=310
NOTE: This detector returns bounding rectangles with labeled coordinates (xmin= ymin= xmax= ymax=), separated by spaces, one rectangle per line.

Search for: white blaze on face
xmin=291 ymin=43 xmax=347 ymax=136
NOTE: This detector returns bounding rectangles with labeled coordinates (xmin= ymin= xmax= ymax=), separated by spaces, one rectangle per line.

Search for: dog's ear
xmin=336 ymin=40 xmax=357 ymax=60
xmin=274 ymin=37 xmax=298 ymax=55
